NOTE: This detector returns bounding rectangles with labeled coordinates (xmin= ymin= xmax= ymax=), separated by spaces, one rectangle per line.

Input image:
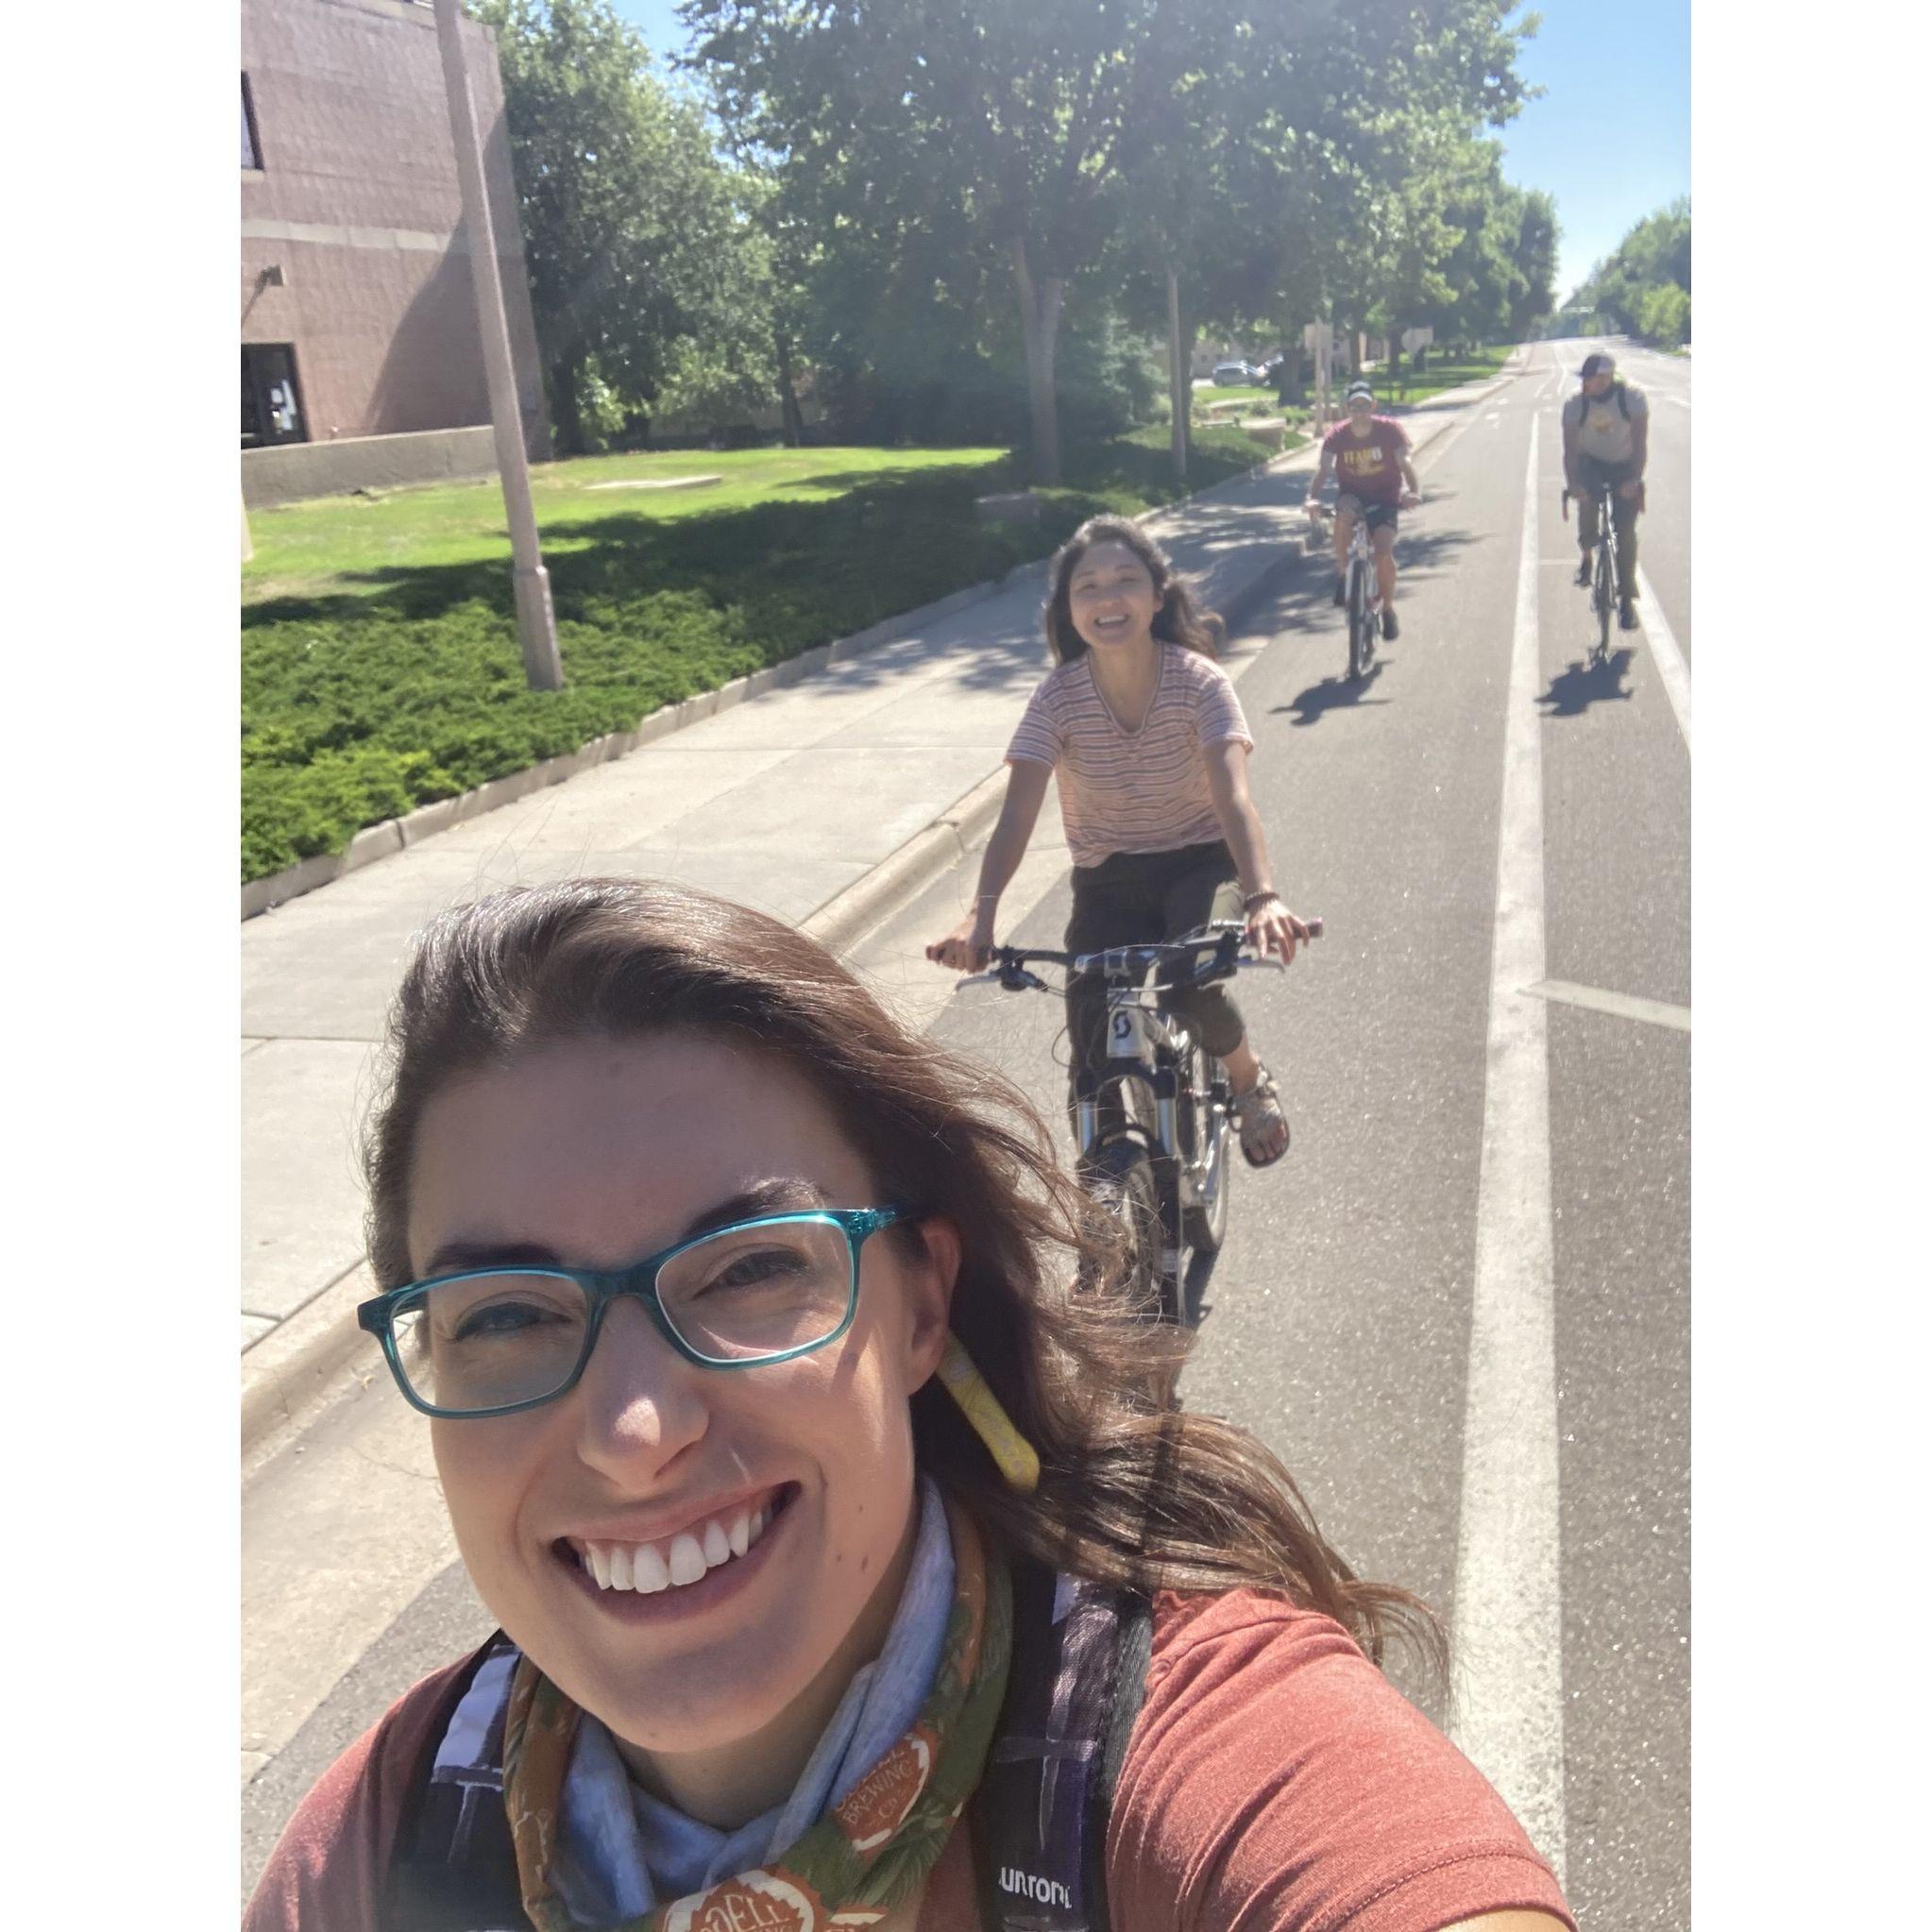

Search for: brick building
xmin=241 ymin=0 xmax=550 ymax=504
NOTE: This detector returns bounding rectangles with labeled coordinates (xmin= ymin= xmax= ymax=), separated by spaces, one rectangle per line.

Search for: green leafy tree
xmin=473 ymin=0 xmax=778 ymax=451
xmin=686 ymin=0 xmax=1280 ymax=485
xmin=1637 ymin=280 xmax=1690 ymax=347
xmin=1509 ymin=187 xmax=1560 ymax=338
xmin=1573 ymin=196 xmax=1690 ymax=339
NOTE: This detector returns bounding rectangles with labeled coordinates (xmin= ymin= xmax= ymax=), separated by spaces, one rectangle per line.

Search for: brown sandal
xmin=1230 ymin=1065 xmax=1290 ymax=1168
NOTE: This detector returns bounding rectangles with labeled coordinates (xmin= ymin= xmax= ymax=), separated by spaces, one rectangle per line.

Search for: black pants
xmin=1063 ymin=841 xmax=1246 ymax=1126
xmin=1574 ymin=454 xmax=1641 ymax=592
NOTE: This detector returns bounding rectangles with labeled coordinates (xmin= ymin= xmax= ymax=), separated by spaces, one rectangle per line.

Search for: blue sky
xmin=612 ymin=0 xmax=1688 ymax=306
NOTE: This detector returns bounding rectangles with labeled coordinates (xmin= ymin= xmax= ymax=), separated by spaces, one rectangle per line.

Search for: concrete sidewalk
xmin=240 ymin=365 xmax=1513 ymax=1451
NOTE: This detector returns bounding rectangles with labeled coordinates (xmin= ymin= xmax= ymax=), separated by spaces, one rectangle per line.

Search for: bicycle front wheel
xmin=1347 ymin=561 xmax=1373 ymax=680
xmin=1593 ymin=538 xmax=1614 ymax=658
xmin=1078 ymin=1135 xmax=1164 ymax=1320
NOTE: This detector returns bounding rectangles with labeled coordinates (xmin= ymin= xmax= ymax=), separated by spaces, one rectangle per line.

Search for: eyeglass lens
xmin=390 ymin=1216 xmax=857 ymax=1412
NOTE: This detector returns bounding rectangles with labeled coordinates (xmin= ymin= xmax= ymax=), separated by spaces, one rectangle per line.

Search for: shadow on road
xmin=1272 ymin=661 xmax=1394 ymax=725
xmin=1536 ymin=648 xmax=1635 ymax=718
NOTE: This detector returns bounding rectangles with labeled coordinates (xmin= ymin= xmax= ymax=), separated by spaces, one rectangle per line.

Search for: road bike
xmin=1565 ymin=480 xmax=1622 ymax=667
xmin=957 ymin=920 xmax=1319 ymax=1326
xmin=1308 ymin=505 xmax=1381 ymax=682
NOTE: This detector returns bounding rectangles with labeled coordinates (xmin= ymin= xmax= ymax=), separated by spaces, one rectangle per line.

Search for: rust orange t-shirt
xmin=247 ymin=1589 xmax=1574 ymax=1931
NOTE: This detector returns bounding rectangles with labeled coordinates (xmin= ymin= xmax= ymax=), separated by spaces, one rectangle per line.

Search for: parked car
xmin=1211 ymin=360 xmax=1259 ymax=387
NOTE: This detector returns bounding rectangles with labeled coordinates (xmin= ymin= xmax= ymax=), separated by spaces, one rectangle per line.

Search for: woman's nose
xmin=572 ymin=1298 xmax=710 ymax=1477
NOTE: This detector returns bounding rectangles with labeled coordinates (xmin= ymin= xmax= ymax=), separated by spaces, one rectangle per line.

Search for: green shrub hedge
xmin=241 ymin=428 xmax=1274 ymax=882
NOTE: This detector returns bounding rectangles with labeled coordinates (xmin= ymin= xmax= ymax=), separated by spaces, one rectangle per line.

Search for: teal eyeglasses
xmin=357 ymin=1206 xmax=907 ymax=1419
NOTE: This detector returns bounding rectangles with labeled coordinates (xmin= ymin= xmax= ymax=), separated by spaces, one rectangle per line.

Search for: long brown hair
xmin=364 ymin=878 xmax=1440 ymax=1671
xmin=1044 ymin=515 xmax=1226 ymax=667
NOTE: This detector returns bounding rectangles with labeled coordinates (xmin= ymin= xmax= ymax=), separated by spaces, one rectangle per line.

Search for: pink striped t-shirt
xmin=1006 ymin=643 xmax=1254 ymax=868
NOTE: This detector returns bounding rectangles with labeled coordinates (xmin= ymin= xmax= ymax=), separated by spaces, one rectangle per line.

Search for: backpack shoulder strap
xmin=1615 ymin=380 xmax=1631 ymax=420
xmin=383 ymin=1635 xmax=531 ymax=1931
xmin=973 ymin=1566 xmax=1152 ymax=1932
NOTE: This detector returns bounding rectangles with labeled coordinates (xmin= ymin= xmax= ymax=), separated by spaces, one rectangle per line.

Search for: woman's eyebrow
xmin=418 ymin=1178 xmax=834 ymax=1280
xmin=680 ymin=1178 xmax=834 ymax=1241
xmin=419 ymin=1238 xmax=563 ymax=1278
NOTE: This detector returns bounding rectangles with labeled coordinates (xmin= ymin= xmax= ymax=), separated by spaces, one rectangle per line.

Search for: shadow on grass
xmin=242 ymin=440 xmax=1260 ymax=643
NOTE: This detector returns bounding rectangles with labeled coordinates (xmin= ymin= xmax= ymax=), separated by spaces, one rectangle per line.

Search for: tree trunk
xmin=1166 ymin=265 xmax=1187 ymax=487
xmin=1278 ymin=318 xmax=1306 ymax=407
xmin=774 ymin=327 xmax=805 ymax=448
xmin=550 ymin=348 xmax=585 ymax=457
xmin=1012 ymin=238 xmax=1064 ymax=489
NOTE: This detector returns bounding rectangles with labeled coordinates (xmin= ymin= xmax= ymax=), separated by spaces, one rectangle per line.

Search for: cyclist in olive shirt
xmin=1560 ymin=350 xmax=1649 ymax=631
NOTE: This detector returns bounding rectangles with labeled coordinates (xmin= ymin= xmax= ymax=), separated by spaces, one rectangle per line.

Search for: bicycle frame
xmin=1311 ymin=503 xmax=1381 ymax=680
xmin=1567 ymin=481 xmax=1619 ymax=662
xmin=959 ymin=924 xmax=1305 ymax=1324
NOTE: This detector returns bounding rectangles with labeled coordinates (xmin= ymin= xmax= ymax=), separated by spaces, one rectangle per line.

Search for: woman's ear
xmin=903 ymin=1215 xmax=961 ymax=1391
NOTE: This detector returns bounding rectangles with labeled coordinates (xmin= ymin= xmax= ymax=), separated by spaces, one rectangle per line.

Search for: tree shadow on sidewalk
xmin=1536 ymin=648 xmax=1635 ymax=718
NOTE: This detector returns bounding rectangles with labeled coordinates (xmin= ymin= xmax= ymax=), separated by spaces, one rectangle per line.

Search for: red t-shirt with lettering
xmin=246 ymin=1590 xmax=1575 ymax=1931
xmin=1322 ymin=415 xmax=1411 ymax=506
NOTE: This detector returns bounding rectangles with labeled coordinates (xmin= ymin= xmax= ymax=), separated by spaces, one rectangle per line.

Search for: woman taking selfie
xmin=928 ymin=515 xmax=1309 ymax=1169
xmin=246 ymin=877 xmax=1572 ymax=1932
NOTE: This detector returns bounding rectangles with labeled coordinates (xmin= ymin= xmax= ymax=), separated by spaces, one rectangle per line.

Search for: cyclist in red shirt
xmin=1304 ymin=380 xmax=1421 ymax=640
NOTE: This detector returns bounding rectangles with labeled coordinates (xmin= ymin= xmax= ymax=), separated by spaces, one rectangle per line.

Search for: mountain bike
xmin=1308 ymin=505 xmax=1381 ymax=682
xmin=1565 ymin=481 xmax=1620 ymax=666
xmin=957 ymin=920 xmax=1320 ymax=1326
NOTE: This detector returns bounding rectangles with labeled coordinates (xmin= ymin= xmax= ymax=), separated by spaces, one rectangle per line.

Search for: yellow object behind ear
xmin=937 ymin=1333 xmax=1041 ymax=1493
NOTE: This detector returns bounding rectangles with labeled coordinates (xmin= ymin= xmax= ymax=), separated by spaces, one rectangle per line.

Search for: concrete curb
xmin=241 ymin=1261 xmax=380 ymax=1466
xmin=241 ymin=577 xmax=1015 ymax=921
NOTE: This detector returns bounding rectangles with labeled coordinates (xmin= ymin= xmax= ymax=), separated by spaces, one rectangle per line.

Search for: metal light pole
xmin=432 ymin=0 xmax=563 ymax=691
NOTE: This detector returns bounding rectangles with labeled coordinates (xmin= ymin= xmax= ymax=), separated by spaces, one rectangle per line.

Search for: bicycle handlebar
xmin=954 ymin=918 xmax=1323 ymax=993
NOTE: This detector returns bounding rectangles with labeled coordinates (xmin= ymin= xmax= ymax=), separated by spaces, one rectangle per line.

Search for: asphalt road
xmin=240 ymin=338 xmax=1691 ymax=1926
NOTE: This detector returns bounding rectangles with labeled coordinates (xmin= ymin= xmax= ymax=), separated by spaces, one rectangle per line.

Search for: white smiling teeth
xmin=580 ymin=1499 xmax=781 ymax=1594
xmin=634 ymin=1542 xmax=671 ymax=1593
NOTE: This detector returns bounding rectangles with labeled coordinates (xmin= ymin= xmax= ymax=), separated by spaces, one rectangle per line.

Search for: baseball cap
xmin=1345 ymin=380 xmax=1375 ymax=401
xmin=1578 ymin=352 xmax=1616 ymax=378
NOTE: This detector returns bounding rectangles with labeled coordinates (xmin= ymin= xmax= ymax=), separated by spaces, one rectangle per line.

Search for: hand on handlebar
xmin=1399 ymin=490 xmax=1420 ymax=510
xmin=1244 ymin=900 xmax=1319 ymax=966
xmin=926 ymin=913 xmax=994 ymax=973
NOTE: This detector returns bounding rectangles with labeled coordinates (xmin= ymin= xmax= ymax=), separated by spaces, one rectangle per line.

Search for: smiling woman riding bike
xmin=928 ymin=515 xmax=1307 ymax=1173
xmin=246 ymin=877 xmax=1573 ymax=1932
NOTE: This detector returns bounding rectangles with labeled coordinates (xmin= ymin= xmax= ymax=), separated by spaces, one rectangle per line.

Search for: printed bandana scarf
xmin=502 ymin=1496 xmax=1012 ymax=1932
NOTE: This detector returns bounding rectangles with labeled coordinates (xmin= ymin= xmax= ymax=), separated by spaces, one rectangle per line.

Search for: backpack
xmin=1575 ymin=380 xmax=1632 ymax=421
xmin=386 ymin=1568 xmax=1153 ymax=1932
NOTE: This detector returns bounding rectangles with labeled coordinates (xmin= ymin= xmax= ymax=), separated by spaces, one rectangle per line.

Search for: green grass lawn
xmin=1369 ymin=344 xmax=1514 ymax=406
xmin=240 ymin=422 xmax=1281 ymax=883
xmin=243 ymin=446 xmax=1008 ymax=607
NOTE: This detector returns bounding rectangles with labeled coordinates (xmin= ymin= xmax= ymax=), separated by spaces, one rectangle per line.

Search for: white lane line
xmin=1634 ymin=567 xmax=1692 ymax=754
xmin=1523 ymin=979 xmax=1690 ymax=1032
xmin=1449 ymin=412 xmax=1568 ymax=1884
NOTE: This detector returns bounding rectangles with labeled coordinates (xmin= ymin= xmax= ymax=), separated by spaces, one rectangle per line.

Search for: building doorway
xmin=242 ymin=345 xmax=307 ymax=448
